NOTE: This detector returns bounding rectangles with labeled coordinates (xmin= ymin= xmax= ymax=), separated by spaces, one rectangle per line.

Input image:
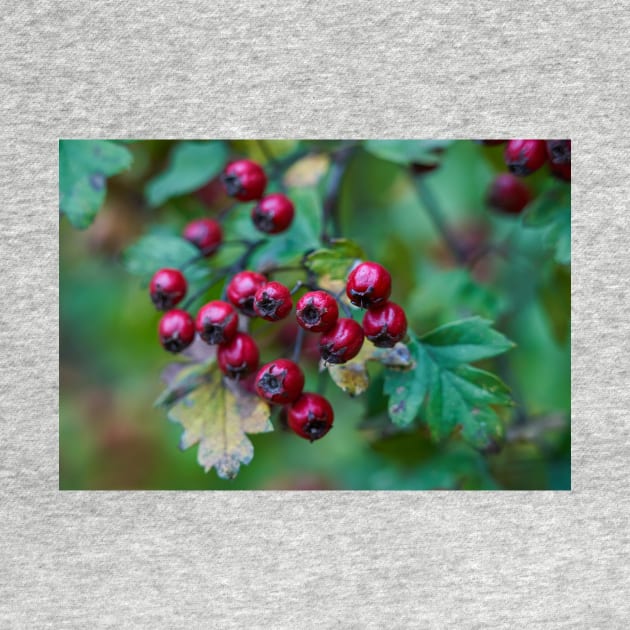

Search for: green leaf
xmin=420 ymin=317 xmax=514 ymax=367
xmin=304 ymin=238 xmax=365 ymax=280
xmin=157 ymin=361 xmax=273 ymax=479
xmin=363 ymin=140 xmax=453 ymax=166
xmin=523 ymin=181 xmax=571 ymax=264
xmin=123 ymin=232 xmax=210 ymax=283
xmin=59 ymin=140 xmax=132 ymax=229
xmin=325 ymin=340 xmax=413 ymax=396
xmin=145 ymin=141 xmax=228 ymax=207
xmin=383 ymin=320 xmax=514 ymax=449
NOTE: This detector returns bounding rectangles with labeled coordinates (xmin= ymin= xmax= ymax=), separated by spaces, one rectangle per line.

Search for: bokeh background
xmin=60 ymin=140 xmax=570 ymax=490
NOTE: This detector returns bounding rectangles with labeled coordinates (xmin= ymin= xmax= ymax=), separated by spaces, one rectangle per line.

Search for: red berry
xmin=319 ymin=317 xmax=364 ymax=364
xmin=287 ymin=393 xmax=334 ymax=442
xmin=220 ymin=159 xmax=267 ymax=201
xmin=149 ymin=268 xmax=187 ymax=310
xmin=226 ymin=271 xmax=267 ymax=317
xmin=550 ymin=161 xmax=571 ymax=182
xmin=253 ymin=281 xmax=293 ymax=321
xmin=254 ymin=359 xmax=305 ymax=405
xmin=195 ymin=300 xmax=238 ymax=345
xmin=295 ymin=290 xmax=339 ymax=333
xmin=487 ymin=173 xmax=531 ymax=215
xmin=183 ymin=218 xmax=223 ymax=256
xmin=217 ymin=332 xmax=259 ymax=379
xmin=546 ymin=140 xmax=571 ymax=165
xmin=362 ymin=301 xmax=408 ymax=347
xmin=252 ymin=193 xmax=295 ymax=234
xmin=346 ymin=261 xmax=391 ymax=309
xmin=158 ymin=309 xmax=195 ymax=353
xmin=504 ymin=139 xmax=547 ymax=176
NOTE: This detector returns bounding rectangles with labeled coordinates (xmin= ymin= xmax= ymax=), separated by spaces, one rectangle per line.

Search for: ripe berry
xmin=227 ymin=271 xmax=267 ymax=317
xmin=550 ymin=161 xmax=571 ymax=182
xmin=183 ymin=218 xmax=223 ymax=256
xmin=158 ymin=309 xmax=195 ymax=353
xmin=504 ymin=139 xmax=547 ymax=176
xmin=253 ymin=281 xmax=293 ymax=321
xmin=255 ymin=359 xmax=305 ymax=405
xmin=546 ymin=140 xmax=571 ymax=165
xmin=319 ymin=317 xmax=364 ymax=364
xmin=220 ymin=159 xmax=267 ymax=201
xmin=287 ymin=393 xmax=334 ymax=442
xmin=149 ymin=268 xmax=187 ymax=310
xmin=487 ymin=173 xmax=531 ymax=215
xmin=362 ymin=301 xmax=408 ymax=347
xmin=252 ymin=193 xmax=295 ymax=234
xmin=217 ymin=332 xmax=259 ymax=379
xmin=295 ymin=290 xmax=339 ymax=333
xmin=195 ymin=300 xmax=238 ymax=345
xmin=346 ymin=261 xmax=391 ymax=309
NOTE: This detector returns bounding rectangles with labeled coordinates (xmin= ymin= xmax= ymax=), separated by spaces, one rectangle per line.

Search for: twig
xmin=414 ymin=177 xmax=467 ymax=265
xmin=291 ymin=327 xmax=306 ymax=363
xmin=321 ymin=147 xmax=354 ymax=243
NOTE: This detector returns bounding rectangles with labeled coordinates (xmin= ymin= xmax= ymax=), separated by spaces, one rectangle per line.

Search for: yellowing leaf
xmin=323 ymin=340 xmax=413 ymax=396
xmin=158 ymin=362 xmax=272 ymax=479
xmin=284 ymin=153 xmax=330 ymax=187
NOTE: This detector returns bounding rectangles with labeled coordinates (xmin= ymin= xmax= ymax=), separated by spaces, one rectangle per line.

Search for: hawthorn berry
xmin=295 ymin=290 xmax=339 ymax=333
xmin=287 ymin=392 xmax=334 ymax=442
xmin=217 ymin=332 xmax=260 ymax=379
xmin=254 ymin=359 xmax=305 ymax=405
xmin=252 ymin=193 xmax=295 ymax=234
xmin=504 ymin=139 xmax=547 ymax=176
xmin=487 ymin=173 xmax=531 ymax=215
xmin=195 ymin=300 xmax=238 ymax=345
xmin=253 ymin=281 xmax=293 ymax=321
xmin=220 ymin=159 xmax=267 ymax=201
xmin=346 ymin=261 xmax=391 ymax=309
xmin=158 ymin=309 xmax=195 ymax=353
xmin=149 ymin=268 xmax=187 ymax=310
xmin=183 ymin=218 xmax=223 ymax=256
xmin=546 ymin=140 xmax=571 ymax=165
xmin=319 ymin=317 xmax=364 ymax=364
xmin=550 ymin=160 xmax=571 ymax=182
xmin=362 ymin=301 xmax=408 ymax=348
xmin=227 ymin=271 xmax=267 ymax=317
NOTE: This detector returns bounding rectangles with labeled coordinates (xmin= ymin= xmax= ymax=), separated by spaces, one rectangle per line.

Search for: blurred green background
xmin=60 ymin=140 xmax=570 ymax=490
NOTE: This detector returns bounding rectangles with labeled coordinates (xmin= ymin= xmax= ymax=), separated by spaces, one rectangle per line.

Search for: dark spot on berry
xmin=163 ymin=336 xmax=186 ymax=353
xmin=90 ymin=173 xmax=105 ymax=191
xmin=238 ymin=296 xmax=257 ymax=317
xmin=300 ymin=303 xmax=321 ymax=326
xmin=225 ymin=361 xmax=249 ymax=379
xmin=349 ymin=286 xmax=380 ymax=308
xmin=200 ymin=313 xmax=235 ymax=344
xmin=259 ymin=370 xmax=286 ymax=394
xmin=151 ymin=288 xmax=172 ymax=310
xmin=367 ymin=327 xmax=396 ymax=348
xmin=221 ymin=172 xmax=243 ymax=197
xmin=252 ymin=207 xmax=276 ymax=233
xmin=320 ymin=341 xmax=347 ymax=364
xmin=305 ymin=418 xmax=331 ymax=442
xmin=256 ymin=291 xmax=283 ymax=320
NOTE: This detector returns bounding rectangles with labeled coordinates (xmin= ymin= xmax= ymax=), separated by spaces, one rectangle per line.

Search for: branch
xmin=414 ymin=177 xmax=467 ymax=265
xmin=321 ymin=147 xmax=353 ymax=244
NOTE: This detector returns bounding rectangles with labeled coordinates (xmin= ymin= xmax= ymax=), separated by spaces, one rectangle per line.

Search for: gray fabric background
xmin=1 ymin=1 xmax=628 ymax=627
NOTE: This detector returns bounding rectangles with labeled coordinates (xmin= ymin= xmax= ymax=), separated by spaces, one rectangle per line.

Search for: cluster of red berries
xmin=482 ymin=139 xmax=571 ymax=215
xmin=150 ymin=262 xmax=406 ymax=442
xmin=146 ymin=156 xmax=408 ymax=442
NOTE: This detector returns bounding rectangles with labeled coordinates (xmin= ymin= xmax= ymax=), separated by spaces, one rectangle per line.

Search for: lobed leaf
xmin=59 ymin=139 xmax=133 ymax=229
xmin=145 ymin=141 xmax=228 ymax=207
xmin=304 ymin=238 xmax=365 ymax=280
xmin=363 ymin=140 xmax=453 ymax=166
xmin=157 ymin=361 xmax=273 ymax=479
xmin=123 ymin=232 xmax=210 ymax=284
xmin=383 ymin=320 xmax=514 ymax=449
